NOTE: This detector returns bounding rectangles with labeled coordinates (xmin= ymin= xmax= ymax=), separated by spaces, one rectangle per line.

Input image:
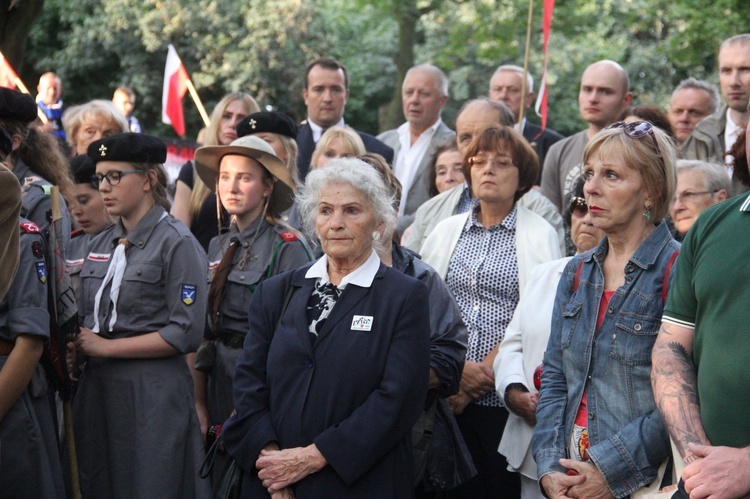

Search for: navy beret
xmin=0 ymin=88 xmax=38 ymax=123
xmin=70 ymin=154 xmax=97 ymax=184
xmin=87 ymin=133 xmax=167 ymax=164
xmin=236 ymin=112 xmax=298 ymax=139
xmin=0 ymin=125 xmax=12 ymax=157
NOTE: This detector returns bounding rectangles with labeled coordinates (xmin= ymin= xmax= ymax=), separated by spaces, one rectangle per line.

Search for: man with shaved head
xmin=540 ymin=60 xmax=632 ymax=212
xmin=404 ymin=97 xmax=564 ymax=253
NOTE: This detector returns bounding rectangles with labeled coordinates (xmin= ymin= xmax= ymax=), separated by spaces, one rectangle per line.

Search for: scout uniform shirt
xmin=206 ymin=217 xmax=312 ymax=346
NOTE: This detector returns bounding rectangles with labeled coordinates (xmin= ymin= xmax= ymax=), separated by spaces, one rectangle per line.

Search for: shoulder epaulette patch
xmin=279 ymin=231 xmax=298 ymax=242
xmin=20 ymin=221 xmax=41 ymax=234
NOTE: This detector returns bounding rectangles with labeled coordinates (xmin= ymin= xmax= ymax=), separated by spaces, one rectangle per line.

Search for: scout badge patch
xmin=36 ymin=261 xmax=47 ymax=283
xmin=181 ymin=284 xmax=197 ymax=305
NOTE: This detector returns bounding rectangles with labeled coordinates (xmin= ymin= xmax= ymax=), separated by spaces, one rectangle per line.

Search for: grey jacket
xmin=378 ymin=121 xmax=455 ymax=234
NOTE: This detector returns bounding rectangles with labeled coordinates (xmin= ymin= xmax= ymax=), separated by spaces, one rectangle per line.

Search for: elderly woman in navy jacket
xmin=223 ymin=158 xmax=431 ymax=498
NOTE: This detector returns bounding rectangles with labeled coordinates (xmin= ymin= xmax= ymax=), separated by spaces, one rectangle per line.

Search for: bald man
xmin=540 ymin=60 xmax=632 ymax=212
xmin=404 ymin=98 xmax=564 ymax=254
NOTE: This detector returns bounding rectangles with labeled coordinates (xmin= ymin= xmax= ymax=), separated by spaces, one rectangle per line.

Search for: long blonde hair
xmin=188 ymin=92 xmax=260 ymax=221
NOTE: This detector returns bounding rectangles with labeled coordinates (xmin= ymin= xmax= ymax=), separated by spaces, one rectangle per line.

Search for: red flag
xmin=535 ymin=0 xmax=555 ymax=131
xmin=0 ymin=51 xmax=20 ymax=89
xmin=162 ymin=45 xmax=190 ymax=136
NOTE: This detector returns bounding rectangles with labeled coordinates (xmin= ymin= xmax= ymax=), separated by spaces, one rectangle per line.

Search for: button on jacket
xmin=532 ymin=221 xmax=679 ymax=497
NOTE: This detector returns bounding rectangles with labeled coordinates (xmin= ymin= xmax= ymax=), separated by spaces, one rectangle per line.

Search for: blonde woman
xmin=62 ymin=99 xmax=129 ymax=157
xmin=310 ymin=125 xmax=366 ymax=169
xmin=172 ymin=92 xmax=260 ymax=250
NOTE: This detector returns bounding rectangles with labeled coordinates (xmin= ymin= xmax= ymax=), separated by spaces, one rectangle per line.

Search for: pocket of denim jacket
xmin=561 ymin=300 xmax=582 ymax=349
xmin=610 ymin=314 xmax=660 ymax=366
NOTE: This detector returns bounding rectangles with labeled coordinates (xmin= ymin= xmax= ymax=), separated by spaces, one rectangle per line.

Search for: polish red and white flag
xmin=162 ymin=44 xmax=190 ymax=136
xmin=0 ymin=51 xmax=20 ymax=89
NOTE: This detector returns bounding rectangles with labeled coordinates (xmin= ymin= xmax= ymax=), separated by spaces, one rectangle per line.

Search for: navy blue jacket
xmin=223 ymin=262 xmax=430 ymax=498
xmin=295 ymin=122 xmax=395 ymax=181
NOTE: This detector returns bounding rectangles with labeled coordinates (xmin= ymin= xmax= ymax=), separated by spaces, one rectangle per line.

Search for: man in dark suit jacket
xmin=296 ymin=58 xmax=393 ymax=180
xmin=489 ymin=64 xmax=565 ymax=184
xmin=377 ymin=64 xmax=455 ymax=234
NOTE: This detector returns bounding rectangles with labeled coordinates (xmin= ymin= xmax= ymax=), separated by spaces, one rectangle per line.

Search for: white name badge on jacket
xmin=351 ymin=316 xmax=373 ymax=331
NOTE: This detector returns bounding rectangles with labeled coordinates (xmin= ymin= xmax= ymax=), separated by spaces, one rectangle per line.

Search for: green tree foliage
xmin=17 ymin=0 xmax=750 ymax=138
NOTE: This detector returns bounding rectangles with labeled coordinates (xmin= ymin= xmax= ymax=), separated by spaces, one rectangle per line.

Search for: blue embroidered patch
xmin=181 ymin=284 xmax=196 ymax=305
xmin=36 ymin=262 xmax=47 ymax=283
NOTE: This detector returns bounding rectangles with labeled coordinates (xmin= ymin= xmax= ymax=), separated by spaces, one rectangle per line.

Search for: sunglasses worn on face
xmin=569 ymin=196 xmax=588 ymax=217
xmin=603 ymin=120 xmax=664 ymax=170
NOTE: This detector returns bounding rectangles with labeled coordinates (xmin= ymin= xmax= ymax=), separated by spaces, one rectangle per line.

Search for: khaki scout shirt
xmin=81 ymin=206 xmax=207 ymax=353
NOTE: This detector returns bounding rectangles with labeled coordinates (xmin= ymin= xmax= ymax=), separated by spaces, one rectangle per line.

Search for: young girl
xmin=73 ymin=133 xmax=210 ymax=497
xmin=192 ymin=135 xmax=311 ymax=491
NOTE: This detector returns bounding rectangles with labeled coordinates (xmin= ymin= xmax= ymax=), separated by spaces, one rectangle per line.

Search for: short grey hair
xmin=676 ymin=159 xmax=732 ymax=197
xmin=720 ymin=34 xmax=750 ymax=52
xmin=404 ymin=64 xmax=449 ymax=98
xmin=492 ymin=65 xmax=534 ymax=93
xmin=671 ymin=78 xmax=720 ymax=115
xmin=297 ymin=157 xmax=397 ymax=253
xmin=456 ymin=97 xmax=516 ymax=127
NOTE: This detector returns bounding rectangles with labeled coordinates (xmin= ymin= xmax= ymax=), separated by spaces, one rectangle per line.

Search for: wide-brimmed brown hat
xmin=194 ymin=135 xmax=295 ymax=213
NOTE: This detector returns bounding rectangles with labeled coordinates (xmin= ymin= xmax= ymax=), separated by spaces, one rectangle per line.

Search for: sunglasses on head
xmin=569 ymin=196 xmax=588 ymax=218
xmin=603 ymin=120 xmax=664 ymax=170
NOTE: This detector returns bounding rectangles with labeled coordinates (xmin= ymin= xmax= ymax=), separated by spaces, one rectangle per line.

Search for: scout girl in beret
xmin=71 ymin=133 xmax=210 ymax=497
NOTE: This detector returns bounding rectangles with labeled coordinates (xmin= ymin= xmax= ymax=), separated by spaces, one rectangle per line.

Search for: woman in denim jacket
xmin=532 ymin=122 xmax=679 ymax=499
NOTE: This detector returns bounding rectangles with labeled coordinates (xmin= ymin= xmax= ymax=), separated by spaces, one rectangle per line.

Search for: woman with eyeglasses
xmin=493 ymin=178 xmax=605 ymax=499
xmin=532 ymin=121 xmax=679 ymax=498
xmin=71 ymin=133 xmax=210 ymax=497
xmin=420 ymin=126 xmax=562 ymax=497
xmin=669 ymin=159 xmax=730 ymax=237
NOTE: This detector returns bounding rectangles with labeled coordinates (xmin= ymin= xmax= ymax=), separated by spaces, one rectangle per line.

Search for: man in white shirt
xmin=682 ymin=34 xmax=750 ymax=196
xmin=378 ymin=64 xmax=455 ymax=234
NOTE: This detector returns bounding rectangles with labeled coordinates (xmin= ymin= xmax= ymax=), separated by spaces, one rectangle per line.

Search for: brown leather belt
xmin=0 ymin=339 xmax=14 ymax=356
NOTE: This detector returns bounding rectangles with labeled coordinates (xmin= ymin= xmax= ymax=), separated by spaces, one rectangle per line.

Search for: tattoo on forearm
xmin=652 ymin=324 xmax=710 ymax=458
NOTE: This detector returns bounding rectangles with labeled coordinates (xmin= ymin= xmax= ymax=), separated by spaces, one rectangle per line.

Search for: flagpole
xmin=185 ymin=79 xmax=210 ymax=128
xmin=14 ymin=78 xmax=49 ymax=124
xmin=518 ymin=0 xmax=535 ymax=126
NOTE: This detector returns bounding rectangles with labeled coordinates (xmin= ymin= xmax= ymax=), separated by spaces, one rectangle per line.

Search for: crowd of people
xmin=0 ymin=31 xmax=749 ymax=499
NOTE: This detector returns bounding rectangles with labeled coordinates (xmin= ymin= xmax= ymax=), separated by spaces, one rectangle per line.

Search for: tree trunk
xmin=0 ymin=0 xmax=46 ymax=75
xmin=380 ymin=0 xmax=419 ymax=132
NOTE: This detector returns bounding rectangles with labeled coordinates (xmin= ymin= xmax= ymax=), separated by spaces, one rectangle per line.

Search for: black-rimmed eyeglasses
xmin=92 ymin=170 xmax=143 ymax=188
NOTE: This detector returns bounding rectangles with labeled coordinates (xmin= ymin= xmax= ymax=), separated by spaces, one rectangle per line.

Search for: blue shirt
xmin=532 ymin=221 xmax=679 ymax=496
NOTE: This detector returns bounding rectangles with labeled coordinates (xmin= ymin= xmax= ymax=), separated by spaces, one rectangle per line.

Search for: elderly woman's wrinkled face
xmin=569 ymin=199 xmax=605 ymax=253
xmin=434 ymin=150 xmax=465 ymax=193
xmin=316 ymin=182 xmax=379 ymax=265
xmin=469 ymin=147 xmax=520 ymax=205
xmin=74 ymin=116 xmax=121 ymax=155
xmin=583 ymin=145 xmax=652 ymax=236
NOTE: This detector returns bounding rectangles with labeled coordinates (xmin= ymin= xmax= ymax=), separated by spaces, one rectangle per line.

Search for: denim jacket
xmin=532 ymin=221 xmax=679 ymax=497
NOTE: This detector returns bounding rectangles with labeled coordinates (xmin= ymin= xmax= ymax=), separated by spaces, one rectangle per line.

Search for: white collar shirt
xmin=305 ymin=249 xmax=380 ymax=290
xmin=394 ymin=118 xmax=442 ymax=216
xmin=308 ymin=117 xmax=346 ymax=144
xmin=725 ymin=108 xmax=742 ymax=175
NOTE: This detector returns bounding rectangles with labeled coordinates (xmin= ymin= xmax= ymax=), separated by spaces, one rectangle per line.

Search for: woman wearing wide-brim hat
xmin=192 ymin=135 xmax=312 ymax=493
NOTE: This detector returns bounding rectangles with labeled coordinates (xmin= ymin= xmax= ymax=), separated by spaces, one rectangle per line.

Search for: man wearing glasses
xmin=669 ymin=159 xmax=731 ymax=237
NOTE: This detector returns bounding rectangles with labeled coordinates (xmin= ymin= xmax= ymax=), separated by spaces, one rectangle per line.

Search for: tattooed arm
xmin=651 ymin=322 xmax=710 ymax=465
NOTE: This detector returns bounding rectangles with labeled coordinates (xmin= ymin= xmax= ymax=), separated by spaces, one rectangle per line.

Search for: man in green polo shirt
xmin=652 ymin=101 xmax=750 ymax=497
